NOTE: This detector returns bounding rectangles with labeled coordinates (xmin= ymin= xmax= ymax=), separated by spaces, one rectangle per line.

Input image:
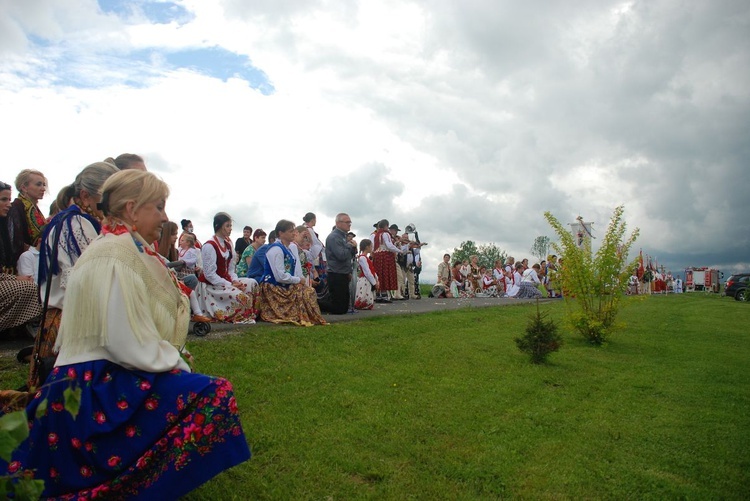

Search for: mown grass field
xmin=2 ymin=294 xmax=748 ymax=499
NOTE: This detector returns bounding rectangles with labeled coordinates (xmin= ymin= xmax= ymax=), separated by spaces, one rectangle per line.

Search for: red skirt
xmin=373 ymin=252 xmax=397 ymax=292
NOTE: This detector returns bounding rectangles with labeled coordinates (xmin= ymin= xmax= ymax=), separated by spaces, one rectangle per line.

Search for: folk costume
xmin=372 ymin=229 xmax=400 ymax=295
xmin=9 ymin=193 xmax=45 ymax=253
xmin=468 ymin=262 xmax=481 ymax=293
xmin=0 ymin=212 xmax=41 ymax=333
xmin=517 ymin=268 xmax=542 ymax=299
xmin=481 ymin=273 xmax=499 ymax=297
xmin=504 ymin=264 xmax=519 ymax=298
xmin=493 ymin=265 xmax=507 ymax=295
xmin=0 ymin=273 xmax=41 ymax=333
xmin=29 ymin=204 xmax=102 ymax=390
xmin=257 ymin=241 xmax=326 ymax=326
xmin=354 ymin=253 xmax=377 ymax=310
xmin=176 ymin=246 xmax=200 ymax=280
xmin=4 ymin=223 xmax=251 ymax=499
xmin=195 ymin=236 xmax=256 ymax=323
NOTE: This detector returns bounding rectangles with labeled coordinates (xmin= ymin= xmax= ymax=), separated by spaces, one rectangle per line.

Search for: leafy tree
xmin=478 ymin=243 xmax=507 ymax=269
xmin=451 ymin=241 xmax=480 ymax=265
xmin=544 ymin=205 xmax=639 ymax=345
xmin=530 ymin=235 xmax=550 ymax=262
xmin=452 ymin=241 xmax=507 ymax=269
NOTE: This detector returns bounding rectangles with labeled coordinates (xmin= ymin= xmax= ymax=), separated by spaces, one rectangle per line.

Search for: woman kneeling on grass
xmin=3 ymin=170 xmax=251 ymax=499
xmin=257 ymin=219 xmax=327 ymax=326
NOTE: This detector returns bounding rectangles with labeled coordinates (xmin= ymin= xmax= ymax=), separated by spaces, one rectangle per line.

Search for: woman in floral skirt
xmin=5 ymin=170 xmax=251 ymax=499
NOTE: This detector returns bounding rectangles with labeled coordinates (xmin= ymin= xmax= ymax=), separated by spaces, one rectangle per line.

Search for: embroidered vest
xmin=199 ymin=237 xmax=233 ymax=284
xmin=261 ymin=241 xmax=296 ymax=287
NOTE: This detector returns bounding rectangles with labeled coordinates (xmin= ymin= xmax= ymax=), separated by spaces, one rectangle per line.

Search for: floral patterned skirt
xmin=194 ymin=278 xmax=257 ymax=322
xmin=257 ymin=283 xmax=327 ymax=326
xmin=354 ymin=276 xmax=375 ymax=310
xmin=7 ymin=360 xmax=251 ymax=500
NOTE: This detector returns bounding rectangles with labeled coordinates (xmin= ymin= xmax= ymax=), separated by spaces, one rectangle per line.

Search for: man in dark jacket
xmin=318 ymin=214 xmax=357 ymax=314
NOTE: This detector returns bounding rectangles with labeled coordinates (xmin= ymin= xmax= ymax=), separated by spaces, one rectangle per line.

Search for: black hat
xmin=347 ymin=231 xmax=356 ymax=237
xmin=389 ymin=224 xmax=400 ymax=231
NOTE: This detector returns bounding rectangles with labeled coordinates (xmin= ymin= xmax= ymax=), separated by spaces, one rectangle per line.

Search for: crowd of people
xmin=432 ymin=253 xmax=562 ymax=300
xmin=0 ymin=157 xmax=250 ymax=498
xmin=0 ymin=154 xmax=565 ymax=497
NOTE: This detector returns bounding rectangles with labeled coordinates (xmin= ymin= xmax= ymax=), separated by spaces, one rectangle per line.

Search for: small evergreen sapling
xmin=515 ymin=302 xmax=562 ymax=364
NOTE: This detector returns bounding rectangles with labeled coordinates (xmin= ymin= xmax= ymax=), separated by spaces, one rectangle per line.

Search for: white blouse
xmin=358 ymin=255 xmax=377 ymax=286
xmin=41 ymin=214 xmax=99 ymax=310
xmin=201 ymin=238 xmax=238 ymax=287
xmin=266 ymin=243 xmax=303 ymax=285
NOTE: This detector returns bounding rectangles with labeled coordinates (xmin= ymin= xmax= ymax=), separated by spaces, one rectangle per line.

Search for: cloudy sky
xmin=1 ymin=0 xmax=748 ymax=281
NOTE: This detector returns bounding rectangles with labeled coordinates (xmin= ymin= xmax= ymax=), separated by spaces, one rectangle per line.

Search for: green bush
xmin=544 ymin=206 xmax=639 ymax=345
xmin=515 ymin=303 xmax=562 ymax=364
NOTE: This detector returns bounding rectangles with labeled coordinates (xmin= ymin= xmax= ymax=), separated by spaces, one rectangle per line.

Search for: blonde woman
xmin=8 ymin=169 xmax=47 ymax=260
xmin=8 ymin=170 xmax=251 ymax=498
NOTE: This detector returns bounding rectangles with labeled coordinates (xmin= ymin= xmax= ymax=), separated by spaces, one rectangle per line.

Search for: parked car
xmin=724 ymin=273 xmax=749 ymax=301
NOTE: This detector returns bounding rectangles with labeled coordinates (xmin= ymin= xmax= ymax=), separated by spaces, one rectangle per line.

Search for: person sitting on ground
xmin=0 ymin=181 xmax=42 ymax=338
xmin=8 ymin=169 xmax=47 ymax=262
xmin=479 ymin=267 xmax=499 ymax=297
xmin=32 ymin=162 xmax=119 ymax=389
xmin=17 ymin=238 xmax=41 ymax=283
xmin=157 ymin=221 xmax=180 ymax=263
xmin=179 ymin=218 xmax=201 ymax=249
xmin=504 ymin=257 xmax=519 ymax=297
xmin=492 ymin=259 xmax=506 ymax=296
xmin=459 ymin=259 xmax=470 ymax=286
xmin=468 ymin=255 xmax=482 ymax=292
xmin=247 ymin=230 xmax=276 ymax=281
xmin=157 ymin=221 xmax=196 ymax=286
xmin=516 ymin=263 xmax=543 ymax=299
xmin=257 ymin=220 xmax=326 ymax=326
xmin=431 ymin=253 xmax=453 ymax=298
xmin=354 ymin=239 xmax=378 ymax=310
xmin=194 ymin=212 xmax=257 ymax=324
xmin=294 ymin=225 xmax=317 ymax=287
xmin=237 ymin=228 xmax=266 ymax=278
xmin=2 ymin=169 xmax=251 ymax=498
xmin=451 ymin=261 xmax=464 ymax=297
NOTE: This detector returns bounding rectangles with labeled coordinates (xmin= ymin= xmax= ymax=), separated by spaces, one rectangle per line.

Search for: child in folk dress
xmin=354 ymin=239 xmax=379 ymax=310
xmin=481 ymin=267 xmax=499 ymax=297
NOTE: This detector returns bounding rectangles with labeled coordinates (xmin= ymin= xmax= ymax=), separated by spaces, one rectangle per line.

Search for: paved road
xmin=1 ymin=296 xmax=555 ymax=357
xmin=321 ymin=296 xmax=550 ymax=323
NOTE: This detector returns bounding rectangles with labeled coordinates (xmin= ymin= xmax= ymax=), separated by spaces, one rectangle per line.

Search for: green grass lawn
xmin=2 ymin=294 xmax=748 ymax=499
